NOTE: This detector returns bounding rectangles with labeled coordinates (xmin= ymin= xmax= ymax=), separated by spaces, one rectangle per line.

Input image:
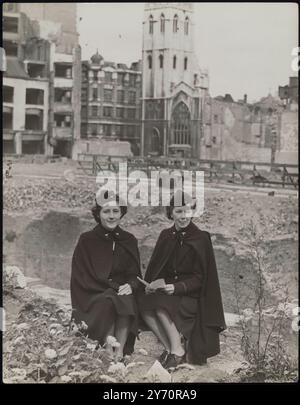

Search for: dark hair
xmin=166 ymin=191 xmax=196 ymax=220
xmin=91 ymin=191 xmax=127 ymax=224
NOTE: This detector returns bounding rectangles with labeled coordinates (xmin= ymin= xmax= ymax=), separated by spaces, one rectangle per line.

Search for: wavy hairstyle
xmin=91 ymin=190 xmax=127 ymax=224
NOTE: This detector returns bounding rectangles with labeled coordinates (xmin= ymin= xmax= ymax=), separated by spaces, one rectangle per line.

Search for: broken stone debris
xmin=4 ymin=266 xmax=27 ymax=289
xmin=145 ymin=360 xmax=172 ymax=383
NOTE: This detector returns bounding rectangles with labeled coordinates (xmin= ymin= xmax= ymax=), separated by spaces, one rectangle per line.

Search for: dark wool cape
xmin=143 ymin=222 xmax=226 ymax=364
xmin=71 ymin=224 xmax=141 ymax=354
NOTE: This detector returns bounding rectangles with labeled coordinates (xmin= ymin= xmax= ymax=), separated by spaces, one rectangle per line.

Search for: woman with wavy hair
xmin=71 ymin=191 xmax=141 ymax=360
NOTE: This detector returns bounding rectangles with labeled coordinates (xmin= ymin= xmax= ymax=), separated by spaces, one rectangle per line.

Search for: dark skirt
xmin=137 ymin=291 xmax=198 ymax=341
xmin=73 ymin=288 xmax=138 ymax=346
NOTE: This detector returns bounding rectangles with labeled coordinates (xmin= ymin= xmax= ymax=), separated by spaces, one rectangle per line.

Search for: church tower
xmin=141 ymin=3 xmax=209 ymax=158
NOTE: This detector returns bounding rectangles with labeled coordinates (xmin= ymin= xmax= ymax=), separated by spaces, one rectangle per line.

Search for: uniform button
xmin=175 ymin=276 xmax=178 ymax=280
xmin=109 ymin=278 xmax=112 ymax=282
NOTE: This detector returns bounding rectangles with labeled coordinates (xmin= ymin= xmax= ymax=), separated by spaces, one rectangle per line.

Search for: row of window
xmin=82 ymin=88 xmax=137 ymax=104
xmin=3 ymin=86 xmax=45 ymax=105
xmin=81 ymin=123 xmax=138 ymax=138
xmin=147 ymin=55 xmax=188 ymax=70
xmin=149 ymin=14 xmax=189 ymax=35
xmin=83 ymin=70 xmax=139 ymax=87
xmin=4 ymin=86 xmax=73 ymax=105
xmin=82 ymin=106 xmax=138 ymax=120
xmin=3 ymin=108 xmax=72 ymax=131
xmin=3 ymin=108 xmax=44 ymax=131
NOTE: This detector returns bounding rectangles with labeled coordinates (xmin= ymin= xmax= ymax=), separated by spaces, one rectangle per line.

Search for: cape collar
xmin=170 ymin=221 xmax=200 ymax=240
xmin=94 ymin=223 xmax=123 ymax=241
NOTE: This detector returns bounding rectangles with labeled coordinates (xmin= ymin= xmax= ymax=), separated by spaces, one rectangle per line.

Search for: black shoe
xmin=164 ymin=353 xmax=186 ymax=369
xmin=158 ymin=350 xmax=169 ymax=365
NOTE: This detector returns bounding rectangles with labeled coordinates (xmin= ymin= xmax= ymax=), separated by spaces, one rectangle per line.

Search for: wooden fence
xmin=77 ymin=154 xmax=298 ymax=189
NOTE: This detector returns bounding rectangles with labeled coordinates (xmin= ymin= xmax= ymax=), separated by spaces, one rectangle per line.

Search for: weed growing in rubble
xmin=3 ymin=291 xmax=133 ymax=383
xmin=233 ymin=220 xmax=298 ymax=382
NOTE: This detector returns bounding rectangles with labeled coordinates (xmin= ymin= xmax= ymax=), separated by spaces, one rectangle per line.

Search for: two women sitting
xmin=71 ymin=190 xmax=226 ymax=368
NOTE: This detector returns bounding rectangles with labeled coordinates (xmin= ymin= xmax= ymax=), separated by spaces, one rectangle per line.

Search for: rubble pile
xmin=4 ymin=178 xmax=96 ymax=212
xmin=4 ymin=177 xmax=298 ymax=240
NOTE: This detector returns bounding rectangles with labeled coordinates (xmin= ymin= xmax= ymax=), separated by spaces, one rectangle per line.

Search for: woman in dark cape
xmin=71 ymin=192 xmax=141 ymax=359
xmin=137 ymin=191 xmax=226 ymax=368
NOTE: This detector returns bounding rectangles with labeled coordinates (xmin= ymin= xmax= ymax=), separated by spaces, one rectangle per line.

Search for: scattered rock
xmin=137 ymin=348 xmax=148 ymax=356
xmin=4 ymin=266 xmax=27 ymax=289
xmin=145 ymin=360 xmax=172 ymax=383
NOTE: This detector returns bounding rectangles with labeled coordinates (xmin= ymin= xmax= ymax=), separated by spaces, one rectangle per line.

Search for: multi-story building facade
xmin=2 ymin=2 xmax=81 ymax=158
xmin=78 ymin=52 xmax=142 ymax=156
xmin=3 ymin=3 xmax=50 ymax=154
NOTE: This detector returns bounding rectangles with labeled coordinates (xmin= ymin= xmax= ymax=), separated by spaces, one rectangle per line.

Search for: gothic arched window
xmin=148 ymin=55 xmax=152 ymax=69
xmin=171 ymin=102 xmax=191 ymax=145
xmin=173 ymin=55 xmax=177 ymax=69
xmin=160 ymin=14 xmax=165 ymax=33
xmin=149 ymin=15 xmax=154 ymax=34
xmin=159 ymin=54 xmax=163 ymax=69
xmin=184 ymin=17 xmax=189 ymax=35
xmin=173 ymin=14 xmax=178 ymax=33
xmin=184 ymin=57 xmax=188 ymax=70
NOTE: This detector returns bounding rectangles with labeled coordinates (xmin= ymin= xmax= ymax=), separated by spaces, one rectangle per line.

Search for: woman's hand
xmin=162 ymin=284 xmax=175 ymax=295
xmin=145 ymin=285 xmax=155 ymax=295
xmin=118 ymin=283 xmax=133 ymax=295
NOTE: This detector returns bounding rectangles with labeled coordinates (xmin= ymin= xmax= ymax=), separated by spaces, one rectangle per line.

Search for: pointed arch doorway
xmin=150 ymin=127 xmax=161 ymax=156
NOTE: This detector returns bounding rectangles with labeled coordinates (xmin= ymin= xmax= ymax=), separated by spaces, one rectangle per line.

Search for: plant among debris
xmin=233 ymin=220 xmax=298 ymax=382
xmin=3 ymin=290 xmax=135 ymax=383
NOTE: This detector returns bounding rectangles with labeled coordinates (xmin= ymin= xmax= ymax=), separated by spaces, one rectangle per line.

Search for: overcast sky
xmin=77 ymin=2 xmax=298 ymax=102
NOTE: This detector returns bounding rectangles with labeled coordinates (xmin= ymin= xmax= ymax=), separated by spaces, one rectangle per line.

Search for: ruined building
xmin=205 ymin=81 xmax=298 ymax=164
xmin=3 ymin=2 xmax=81 ymax=157
xmin=277 ymin=77 xmax=298 ymax=164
